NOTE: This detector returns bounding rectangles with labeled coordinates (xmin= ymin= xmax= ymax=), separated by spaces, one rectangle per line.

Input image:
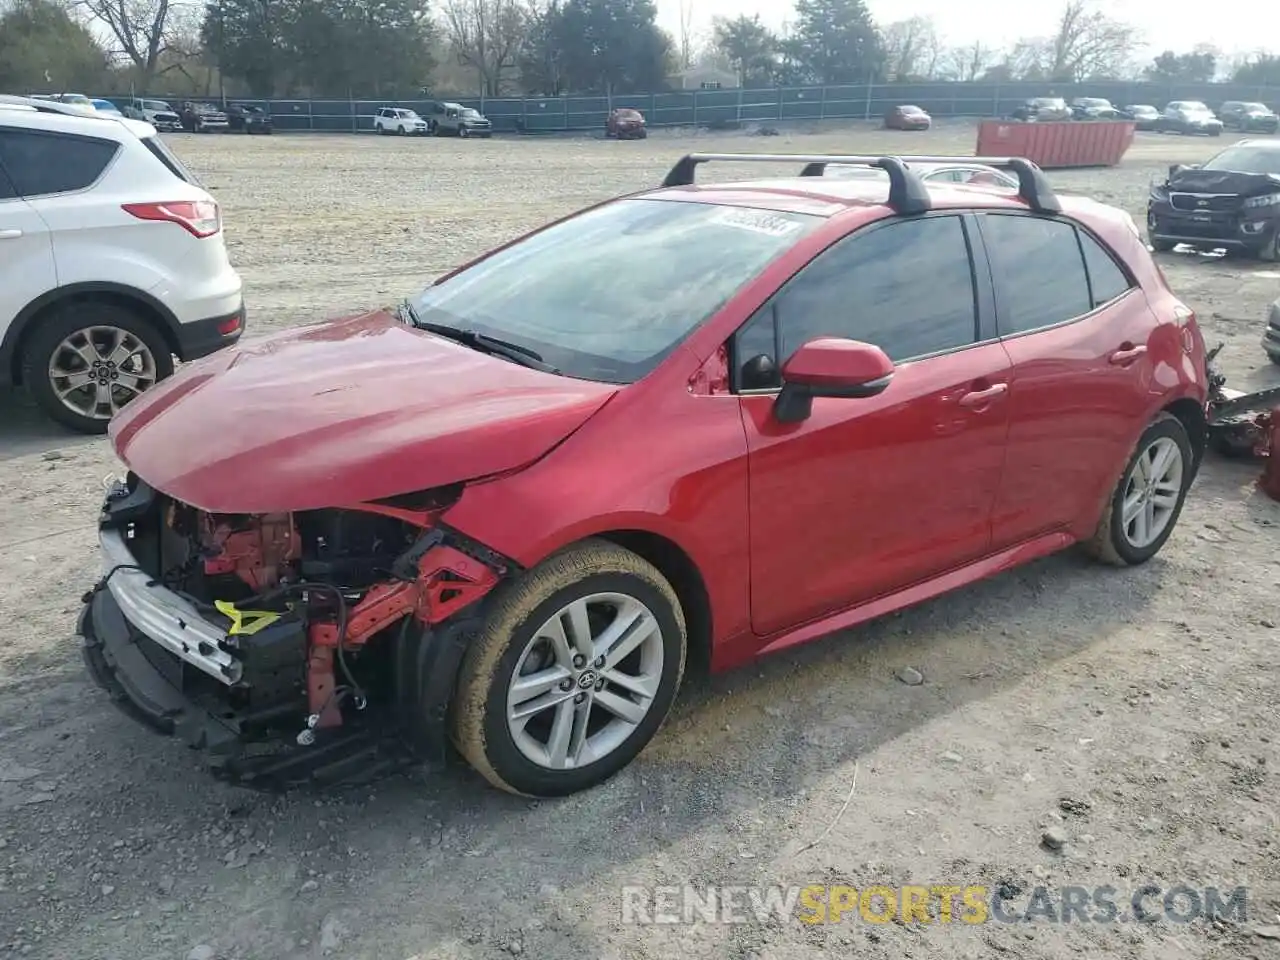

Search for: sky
xmin=654 ymin=0 xmax=1280 ymax=66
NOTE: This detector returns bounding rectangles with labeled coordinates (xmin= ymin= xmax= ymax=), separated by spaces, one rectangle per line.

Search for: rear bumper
xmin=176 ymin=301 xmax=245 ymax=361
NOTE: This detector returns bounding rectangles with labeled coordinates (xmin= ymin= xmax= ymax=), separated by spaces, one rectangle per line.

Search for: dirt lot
xmin=0 ymin=121 xmax=1278 ymax=960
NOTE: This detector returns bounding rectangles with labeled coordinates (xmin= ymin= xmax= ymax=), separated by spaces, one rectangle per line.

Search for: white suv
xmin=373 ymin=107 xmax=428 ymax=136
xmin=0 ymin=96 xmax=244 ymax=433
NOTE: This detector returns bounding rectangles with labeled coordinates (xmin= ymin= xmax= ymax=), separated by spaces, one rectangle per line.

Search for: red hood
xmin=109 ymin=310 xmax=618 ymax=513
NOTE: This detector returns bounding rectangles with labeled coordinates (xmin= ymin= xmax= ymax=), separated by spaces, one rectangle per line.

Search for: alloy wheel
xmin=1120 ymin=436 xmax=1184 ymax=549
xmin=506 ymin=592 xmax=664 ymax=770
xmin=47 ymin=325 xmax=159 ymax=421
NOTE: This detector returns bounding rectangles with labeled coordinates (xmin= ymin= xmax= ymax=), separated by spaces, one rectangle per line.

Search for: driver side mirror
xmin=773 ymin=337 xmax=895 ymax=424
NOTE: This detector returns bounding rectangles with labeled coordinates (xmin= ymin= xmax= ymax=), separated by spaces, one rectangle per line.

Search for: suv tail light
xmin=121 ymin=200 xmax=220 ymax=238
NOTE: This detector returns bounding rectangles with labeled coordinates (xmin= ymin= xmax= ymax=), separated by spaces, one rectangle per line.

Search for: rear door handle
xmin=1109 ymin=345 xmax=1148 ymax=365
xmin=0 ymin=229 xmax=22 ymax=240
xmin=958 ymin=383 xmax=1009 ymax=408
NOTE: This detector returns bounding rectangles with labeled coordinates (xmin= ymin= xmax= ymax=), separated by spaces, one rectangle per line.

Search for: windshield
xmin=901 ymin=105 xmax=925 ymax=114
xmin=1081 ymin=99 xmax=1108 ymax=107
xmin=1202 ymin=145 xmax=1280 ymax=175
xmin=411 ymin=198 xmax=821 ymax=383
xmin=398 ymin=110 xmax=419 ymax=118
xmin=461 ymin=108 xmax=481 ymax=118
xmin=1177 ymin=102 xmax=1210 ymax=112
xmin=1243 ymin=103 xmax=1270 ymax=112
xmin=1033 ymin=98 xmax=1065 ymax=107
xmin=143 ymin=100 xmax=172 ymax=111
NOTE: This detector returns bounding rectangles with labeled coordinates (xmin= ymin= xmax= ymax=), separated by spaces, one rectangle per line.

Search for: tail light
xmin=121 ymin=200 xmax=220 ymax=238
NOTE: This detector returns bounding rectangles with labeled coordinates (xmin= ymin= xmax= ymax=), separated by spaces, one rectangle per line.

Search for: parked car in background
xmin=0 ymin=96 xmax=244 ymax=433
xmin=606 ymin=107 xmax=647 ymax=139
xmin=374 ymin=106 xmax=428 ymax=136
xmin=91 ymin=98 xmax=124 ymax=117
xmin=1264 ymin=295 xmax=1280 ymax=364
xmin=822 ymin=160 xmax=1018 ymax=189
xmin=180 ymin=102 xmax=229 ymax=133
xmin=884 ymin=104 xmax=931 ymax=130
xmin=1147 ymin=138 xmax=1280 ymax=259
xmin=75 ymin=150 xmax=1207 ymax=799
xmin=426 ymin=101 xmax=492 ymax=137
xmin=1120 ymin=104 xmax=1160 ymax=130
xmin=1154 ymin=101 xmax=1223 ymax=136
xmin=1012 ymin=97 xmax=1072 ymax=121
xmin=121 ymin=98 xmax=182 ymax=131
xmin=1218 ymin=101 xmax=1279 ymax=133
xmin=226 ymin=103 xmax=273 ymax=134
xmin=1071 ymin=97 xmax=1122 ymax=120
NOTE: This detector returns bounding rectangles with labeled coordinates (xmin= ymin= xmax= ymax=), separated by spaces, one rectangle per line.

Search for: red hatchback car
xmin=81 ymin=152 xmax=1209 ymax=798
xmin=885 ymin=104 xmax=932 ymax=130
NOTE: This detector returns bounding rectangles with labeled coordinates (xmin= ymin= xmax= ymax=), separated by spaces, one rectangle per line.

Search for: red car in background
xmin=885 ymin=104 xmax=931 ymax=129
xmin=606 ymin=107 xmax=647 ymax=139
xmin=81 ymin=152 xmax=1208 ymax=800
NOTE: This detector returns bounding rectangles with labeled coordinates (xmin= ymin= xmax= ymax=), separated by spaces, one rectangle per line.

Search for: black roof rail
xmin=659 ymin=151 xmax=1061 ymax=216
xmin=661 ymin=153 xmax=931 ymax=215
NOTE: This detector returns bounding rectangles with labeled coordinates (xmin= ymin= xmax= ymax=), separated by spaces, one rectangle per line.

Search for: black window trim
xmin=728 ymin=210 xmax=997 ymax=396
xmin=970 ymin=210 xmax=1139 ymax=343
xmin=0 ymin=124 xmax=122 ymax=200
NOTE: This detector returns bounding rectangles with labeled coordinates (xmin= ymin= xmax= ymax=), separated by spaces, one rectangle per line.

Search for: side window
xmin=1077 ymin=230 xmax=1133 ymax=307
xmin=980 ymin=214 xmax=1092 ymax=335
xmin=0 ymin=130 xmax=119 ymax=198
xmin=774 ymin=215 xmax=978 ymax=363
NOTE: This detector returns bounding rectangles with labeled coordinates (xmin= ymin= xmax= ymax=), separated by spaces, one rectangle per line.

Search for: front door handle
xmin=1109 ymin=345 xmax=1148 ymax=365
xmin=0 ymin=228 xmax=22 ymax=240
xmin=958 ymin=383 xmax=1009 ymax=408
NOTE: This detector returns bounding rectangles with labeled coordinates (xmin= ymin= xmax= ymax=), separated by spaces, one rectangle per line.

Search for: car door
xmin=973 ymin=211 xmax=1157 ymax=549
xmin=734 ymin=213 xmax=1014 ymax=637
xmin=0 ymin=132 xmax=58 ymax=342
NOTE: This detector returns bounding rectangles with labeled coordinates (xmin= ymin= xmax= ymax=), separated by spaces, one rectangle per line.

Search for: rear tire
xmin=21 ymin=300 xmax=174 ymax=435
xmin=451 ymin=539 xmax=687 ymax=797
xmin=1084 ymin=413 xmax=1193 ymax=567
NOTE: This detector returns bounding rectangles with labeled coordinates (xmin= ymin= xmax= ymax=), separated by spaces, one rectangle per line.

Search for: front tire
xmin=451 ymin=539 xmax=687 ymax=797
xmin=1085 ymin=412 xmax=1193 ymax=566
xmin=21 ymin=301 xmax=174 ymax=435
xmin=458 ymin=126 xmax=470 ymax=138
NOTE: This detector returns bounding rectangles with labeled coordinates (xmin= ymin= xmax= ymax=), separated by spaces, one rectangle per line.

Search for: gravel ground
xmin=1 ymin=121 xmax=1278 ymax=960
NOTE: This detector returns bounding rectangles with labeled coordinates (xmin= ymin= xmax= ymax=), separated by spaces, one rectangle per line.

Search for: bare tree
xmin=1044 ymin=0 xmax=1139 ymax=80
xmin=441 ymin=0 xmax=527 ymax=97
xmin=70 ymin=0 xmax=181 ymax=84
xmin=942 ymin=41 xmax=994 ymax=82
xmin=882 ymin=16 xmax=938 ymax=81
xmin=676 ymin=0 xmax=693 ymax=70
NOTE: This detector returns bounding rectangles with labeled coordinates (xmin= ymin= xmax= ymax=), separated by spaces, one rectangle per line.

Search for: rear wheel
xmin=1085 ymin=413 xmax=1193 ymax=566
xmin=21 ymin=301 xmax=174 ymax=434
xmin=451 ymin=539 xmax=687 ymax=797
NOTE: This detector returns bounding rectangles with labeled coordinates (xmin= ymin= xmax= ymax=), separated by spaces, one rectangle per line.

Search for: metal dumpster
xmin=975 ymin=120 xmax=1136 ymax=169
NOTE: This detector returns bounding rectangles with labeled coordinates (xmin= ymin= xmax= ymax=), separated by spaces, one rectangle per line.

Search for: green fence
xmin=104 ymin=81 xmax=1280 ymax=134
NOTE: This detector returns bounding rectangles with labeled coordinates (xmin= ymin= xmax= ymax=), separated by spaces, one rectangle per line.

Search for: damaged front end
xmin=78 ymin=473 xmax=516 ymax=788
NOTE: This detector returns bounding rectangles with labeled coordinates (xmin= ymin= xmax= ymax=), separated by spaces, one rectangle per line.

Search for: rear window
xmin=0 ymin=128 xmax=119 ymax=197
xmin=411 ymin=198 xmax=823 ymax=383
xmin=141 ymin=134 xmax=200 ymax=185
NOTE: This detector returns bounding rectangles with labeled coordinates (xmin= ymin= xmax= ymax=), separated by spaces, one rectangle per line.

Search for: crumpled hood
xmin=1166 ymin=169 xmax=1280 ymax=197
xmin=109 ymin=310 xmax=618 ymax=514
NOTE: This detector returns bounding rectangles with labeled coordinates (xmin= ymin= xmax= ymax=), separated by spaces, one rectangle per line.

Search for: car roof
xmin=0 ymin=94 xmax=155 ymax=138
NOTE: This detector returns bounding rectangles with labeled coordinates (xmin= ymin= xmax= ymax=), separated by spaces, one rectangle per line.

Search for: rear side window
xmin=1078 ymin=230 xmax=1133 ymax=307
xmin=980 ymin=214 xmax=1092 ymax=335
xmin=0 ymin=129 xmax=119 ymax=197
xmin=141 ymin=135 xmax=199 ymax=185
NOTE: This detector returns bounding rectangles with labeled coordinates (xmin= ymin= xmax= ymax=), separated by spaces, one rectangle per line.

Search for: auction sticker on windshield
xmin=710 ymin=207 xmax=806 ymax=237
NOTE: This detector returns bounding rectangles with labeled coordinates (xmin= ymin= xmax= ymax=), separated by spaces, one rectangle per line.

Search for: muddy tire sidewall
xmin=451 ymin=540 xmax=686 ymax=797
